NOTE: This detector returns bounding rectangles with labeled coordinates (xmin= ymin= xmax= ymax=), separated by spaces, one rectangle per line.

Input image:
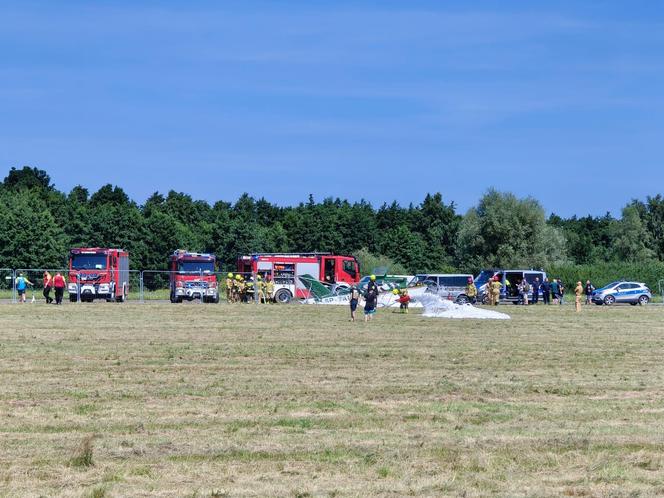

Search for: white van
xmin=475 ymin=269 xmax=547 ymax=304
xmin=414 ymin=274 xmax=474 ymax=303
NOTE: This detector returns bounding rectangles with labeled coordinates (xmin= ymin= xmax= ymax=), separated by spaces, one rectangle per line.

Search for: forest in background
xmin=1 ymin=167 xmax=663 ymax=289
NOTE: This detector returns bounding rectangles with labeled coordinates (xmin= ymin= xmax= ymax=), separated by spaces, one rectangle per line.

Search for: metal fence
xmin=1 ymin=268 xmax=266 ymax=305
xmin=13 ymin=269 xmax=72 ymax=304
xmin=1 ymin=268 xmax=15 ymax=303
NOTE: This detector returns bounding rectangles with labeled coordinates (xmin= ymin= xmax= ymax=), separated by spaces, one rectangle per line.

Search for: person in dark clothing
xmin=349 ymin=286 xmax=360 ymax=322
xmin=531 ymin=277 xmax=540 ymax=305
xmin=584 ymin=280 xmax=595 ymax=305
xmin=541 ymin=278 xmax=551 ymax=305
xmin=367 ymin=274 xmax=379 ymax=295
xmin=364 ymin=289 xmax=377 ymax=322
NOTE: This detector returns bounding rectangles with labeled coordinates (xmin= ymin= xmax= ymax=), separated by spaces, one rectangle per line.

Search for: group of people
xmin=465 ymin=276 xmax=595 ymax=312
xmin=225 ymin=273 xmax=275 ymax=304
xmin=14 ymin=271 xmax=67 ymax=305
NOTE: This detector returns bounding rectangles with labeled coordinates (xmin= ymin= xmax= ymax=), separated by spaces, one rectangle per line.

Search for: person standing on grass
xmin=398 ymin=288 xmax=411 ymax=314
xmin=518 ymin=278 xmax=530 ymax=305
xmin=575 ymin=281 xmax=583 ymax=312
xmin=465 ymin=277 xmax=477 ymax=304
xmin=541 ymin=277 xmax=551 ymax=305
xmin=531 ymin=277 xmax=540 ymax=305
xmin=43 ymin=271 xmax=53 ymax=304
xmin=584 ymin=279 xmax=595 ymax=305
xmin=15 ymin=273 xmax=33 ymax=303
xmin=53 ymin=272 xmax=66 ymax=305
xmin=349 ymin=285 xmax=360 ymax=321
xmin=367 ymin=274 xmax=379 ymax=296
xmin=363 ymin=289 xmax=377 ymax=322
xmin=558 ymin=279 xmax=565 ymax=305
xmin=550 ymin=278 xmax=559 ymax=304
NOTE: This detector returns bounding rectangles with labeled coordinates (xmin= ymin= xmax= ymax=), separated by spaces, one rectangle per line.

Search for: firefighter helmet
xmin=370 ymin=274 xmax=376 ymax=281
xmin=227 ymin=272 xmax=233 ymax=278
xmin=392 ymin=288 xmax=399 ymax=295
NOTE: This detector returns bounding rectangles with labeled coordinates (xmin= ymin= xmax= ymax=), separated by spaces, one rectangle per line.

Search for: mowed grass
xmin=1 ymin=303 xmax=664 ymax=497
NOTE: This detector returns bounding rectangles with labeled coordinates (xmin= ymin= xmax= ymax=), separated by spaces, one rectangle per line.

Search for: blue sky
xmin=2 ymin=1 xmax=663 ymax=216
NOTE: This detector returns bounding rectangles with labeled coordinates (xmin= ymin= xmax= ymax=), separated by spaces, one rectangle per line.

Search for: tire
xmin=115 ymin=285 xmax=126 ymax=303
xmin=481 ymin=294 xmax=489 ymax=305
xmin=630 ymin=302 xmax=638 ymax=306
xmin=594 ymin=301 xmax=603 ymax=306
xmin=70 ymin=295 xmax=77 ymax=303
xmin=274 ymin=288 xmax=292 ymax=304
xmin=212 ymin=295 xmax=220 ymax=304
xmin=638 ymin=295 xmax=650 ymax=306
xmin=455 ymin=294 xmax=469 ymax=305
xmin=604 ymin=295 xmax=616 ymax=306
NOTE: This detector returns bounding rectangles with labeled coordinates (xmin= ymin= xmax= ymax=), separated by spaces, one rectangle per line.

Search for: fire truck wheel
xmin=70 ymin=295 xmax=77 ymax=303
xmin=274 ymin=289 xmax=292 ymax=304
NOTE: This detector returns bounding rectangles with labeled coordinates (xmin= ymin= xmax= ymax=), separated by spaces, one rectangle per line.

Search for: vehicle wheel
xmin=630 ymin=302 xmax=638 ymax=306
xmin=604 ymin=295 xmax=616 ymax=306
xmin=70 ymin=295 xmax=77 ymax=303
xmin=638 ymin=295 xmax=650 ymax=306
xmin=594 ymin=301 xmax=602 ymax=306
xmin=213 ymin=295 xmax=220 ymax=304
xmin=116 ymin=287 xmax=126 ymax=303
xmin=481 ymin=294 xmax=489 ymax=305
xmin=455 ymin=294 xmax=469 ymax=305
xmin=274 ymin=289 xmax=292 ymax=304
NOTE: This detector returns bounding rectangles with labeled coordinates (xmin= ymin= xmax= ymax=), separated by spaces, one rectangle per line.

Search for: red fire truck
xmin=169 ymin=250 xmax=219 ymax=303
xmin=68 ymin=248 xmax=130 ymax=302
xmin=237 ymin=252 xmax=360 ymax=303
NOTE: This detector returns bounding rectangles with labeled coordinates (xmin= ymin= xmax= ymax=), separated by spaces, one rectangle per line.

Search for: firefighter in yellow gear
xmin=256 ymin=275 xmax=265 ymax=303
xmin=465 ymin=277 xmax=477 ymax=304
xmin=490 ymin=277 xmax=502 ymax=306
xmin=245 ymin=278 xmax=254 ymax=303
xmin=265 ymin=276 xmax=275 ymax=303
xmin=226 ymin=272 xmax=234 ymax=303
xmin=574 ymin=281 xmax=583 ymax=312
xmin=234 ymin=274 xmax=244 ymax=303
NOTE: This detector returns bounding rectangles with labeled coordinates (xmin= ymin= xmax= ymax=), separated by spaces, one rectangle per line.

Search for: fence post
xmin=253 ymin=271 xmax=258 ymax=305
xmin=76 ymin=273 xmax=81 ymax=304
xmin=140 ymin=271 xmax=144 ymax=304
xmin=11 ymin=269 xmax=16 ymax=304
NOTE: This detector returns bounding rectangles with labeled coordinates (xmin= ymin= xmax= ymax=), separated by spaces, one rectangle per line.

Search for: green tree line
xmin=1 ymin=166 xmax=663 ymax=289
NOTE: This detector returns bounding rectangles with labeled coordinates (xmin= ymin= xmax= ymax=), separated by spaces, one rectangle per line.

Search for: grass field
xmin=1 ymin=302 xmax=664 ymax=497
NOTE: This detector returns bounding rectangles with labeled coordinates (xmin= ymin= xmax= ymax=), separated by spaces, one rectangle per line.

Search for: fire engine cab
xmin=68 ymin=248 xmax=129 ymax=302
xmin=169 ymin=250 xmax=219 ymax=303
xmin=237 ymin=252 xmax=360 ymax=303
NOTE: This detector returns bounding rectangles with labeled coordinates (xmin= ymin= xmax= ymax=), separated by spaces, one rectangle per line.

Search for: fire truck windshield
xmin=71 ymin=254 xmax=107 ymax=270
xmin=178 ymin=261 xmax=214 ymax=273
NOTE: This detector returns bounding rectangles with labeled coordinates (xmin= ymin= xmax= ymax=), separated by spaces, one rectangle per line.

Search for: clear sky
xmin=2 ymin=1 xmax=663 ymax=216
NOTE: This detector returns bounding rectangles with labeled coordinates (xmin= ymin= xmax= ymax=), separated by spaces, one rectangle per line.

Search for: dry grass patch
xmin=1 ymin=302 xmax=664 ymax=496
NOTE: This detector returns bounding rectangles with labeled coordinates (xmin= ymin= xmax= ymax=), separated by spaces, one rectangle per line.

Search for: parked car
xmin=414 ymin=274 xmax=474 ymax=304
xmin=591 ymin=281 xmax=651 ymax=306
xmin=475 ymin=269 xmax=547 ymax=304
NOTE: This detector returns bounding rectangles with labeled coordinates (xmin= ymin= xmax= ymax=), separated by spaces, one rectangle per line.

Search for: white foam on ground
xmin=418 ymin=294 xmax=511 ymax=320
